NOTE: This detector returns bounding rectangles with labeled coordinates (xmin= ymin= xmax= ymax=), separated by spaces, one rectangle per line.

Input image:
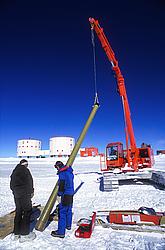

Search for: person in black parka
xmin=10 ymin=159 xmax=35 ymax=240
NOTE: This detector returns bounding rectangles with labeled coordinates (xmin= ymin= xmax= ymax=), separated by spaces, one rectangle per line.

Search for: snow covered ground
xmin=0 ymin=155 xmax=165 ymax=250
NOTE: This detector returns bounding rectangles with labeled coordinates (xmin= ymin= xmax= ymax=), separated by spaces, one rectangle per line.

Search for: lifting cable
xmin=91 ymin=27 xmax=99 ymax=105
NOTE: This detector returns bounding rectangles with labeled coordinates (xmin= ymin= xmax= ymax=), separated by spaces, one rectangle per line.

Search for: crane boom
xmin=89 ymin=18 xmax=137 ymax=157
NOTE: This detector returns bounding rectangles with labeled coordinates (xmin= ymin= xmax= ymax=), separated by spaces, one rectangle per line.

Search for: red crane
xmin=89 ymin=17 xmax=154 ymax=172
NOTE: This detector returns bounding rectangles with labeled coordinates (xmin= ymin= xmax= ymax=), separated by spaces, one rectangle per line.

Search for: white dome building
xmin=17 ymin=139 xmax=41 ymax=158
xmin=49 ymin=136 xmax=75 ymax=157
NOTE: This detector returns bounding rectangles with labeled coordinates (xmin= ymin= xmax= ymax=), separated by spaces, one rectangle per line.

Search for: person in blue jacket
xmin=51 ymin=161 xmax=74 ymax=238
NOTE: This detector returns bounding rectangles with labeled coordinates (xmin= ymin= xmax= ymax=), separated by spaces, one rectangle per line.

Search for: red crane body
xmin=89 ymin=18 xmax=154 ymax=171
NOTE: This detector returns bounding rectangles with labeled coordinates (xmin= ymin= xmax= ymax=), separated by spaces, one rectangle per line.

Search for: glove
xmin=57 ymin=195 xmax=61 ymax=204
xmin=31 ymin=192 xmax=34 ymax=198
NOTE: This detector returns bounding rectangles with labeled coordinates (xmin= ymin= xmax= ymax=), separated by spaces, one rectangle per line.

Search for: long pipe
xmin=35 ymin=101 xmax=99 ymax=231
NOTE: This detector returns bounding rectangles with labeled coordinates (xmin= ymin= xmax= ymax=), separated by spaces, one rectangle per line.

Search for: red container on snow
xmin=75 ymin=212 xmax=96 ymax=238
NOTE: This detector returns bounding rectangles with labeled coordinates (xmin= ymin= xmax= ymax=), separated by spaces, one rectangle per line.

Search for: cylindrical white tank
xmin=17 ymin=139 xmax=41 ymax=158
xmin=49 ymin=136 xmax=75 ymax=157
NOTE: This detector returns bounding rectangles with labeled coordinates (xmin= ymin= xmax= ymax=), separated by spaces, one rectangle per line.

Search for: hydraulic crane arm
xmin=89 ymin=17 xmax=137 ymax=152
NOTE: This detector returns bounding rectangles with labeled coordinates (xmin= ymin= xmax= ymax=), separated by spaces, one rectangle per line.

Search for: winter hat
xmin=54 ymin=161 xmax=64 ymax=169
xmin=20 ymin=159 xmax=28 ymax=166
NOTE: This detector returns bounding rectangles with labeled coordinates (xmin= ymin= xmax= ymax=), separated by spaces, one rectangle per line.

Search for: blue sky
xmin=0 ymin=0 xmax=165 ymax=157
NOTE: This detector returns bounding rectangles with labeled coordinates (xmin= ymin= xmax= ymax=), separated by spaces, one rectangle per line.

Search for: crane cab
xmin=106 ymin=142 xmax=124 ymax=170
xmin=137 ymin=145 xmax=154 ymax=169
xmin=105 ymin=142 xmax=154 ymax=172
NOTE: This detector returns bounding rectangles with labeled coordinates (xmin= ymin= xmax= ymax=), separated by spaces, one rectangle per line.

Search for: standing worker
xmin=51 ymin=161 xmax=74 ymax=238
xmin=10 ymin=159 xmax=36 ymax=242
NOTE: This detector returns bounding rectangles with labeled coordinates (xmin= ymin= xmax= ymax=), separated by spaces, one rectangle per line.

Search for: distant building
xmin=49 ymin=136 xmax=75 ymax=157
xmin=157 ymin=150 xmax=165 ymax=155
xmin=80 ymin=147 xmax=99 ymax=157
xmin=17 ymin=139 xmax=41 ymax=158
xmin=38 ymin=150 xmax=50 ymax=158
xmin=17 ymin=136 xmax=76 ymax=158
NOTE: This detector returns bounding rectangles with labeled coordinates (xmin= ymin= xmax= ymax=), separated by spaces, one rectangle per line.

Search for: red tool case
xmin=75 ymin=212 xmax=96 ymax=238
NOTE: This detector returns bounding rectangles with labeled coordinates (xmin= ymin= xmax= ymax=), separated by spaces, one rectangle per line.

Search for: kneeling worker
xmin=51 ymin=161 xmax=74 ymax=238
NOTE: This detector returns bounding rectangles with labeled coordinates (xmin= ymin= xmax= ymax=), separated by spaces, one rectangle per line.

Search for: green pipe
xmin=35 ymin=102 xmax=99 ymax=231
xmin=66 ymin=103 xmax=99 ymax=167
xmin=35 ymin=182 xmax=58 ymax=231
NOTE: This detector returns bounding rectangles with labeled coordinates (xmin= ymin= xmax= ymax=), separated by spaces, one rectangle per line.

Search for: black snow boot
xmin=51 ymin=230 xmax=65 ymax=238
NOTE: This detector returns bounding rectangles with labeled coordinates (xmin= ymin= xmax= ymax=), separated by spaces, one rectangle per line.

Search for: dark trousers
xmin=13 ymin=195 xmax=32 ymax=235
